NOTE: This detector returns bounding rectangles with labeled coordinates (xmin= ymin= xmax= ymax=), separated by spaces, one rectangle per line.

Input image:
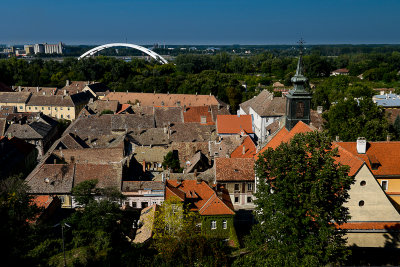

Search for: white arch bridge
xmin=78 ymin=43 xmax=168 ymax=64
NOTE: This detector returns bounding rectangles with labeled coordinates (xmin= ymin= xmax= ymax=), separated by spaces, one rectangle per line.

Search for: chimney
xmin=54 ymin=159 xmax=57 ymax=164
xmin=63 ymin=89 xmax=66 ymax=96
xmin=335 ymin=136 xmax=340 ymax=142
xmin=242 ymin=145 xmax=246 ymax=155
xmin=18 ymin=86 xmax=21 ymax=92
xmin=317 ymin=106 xmax=323 ymax=114
xmin=183 ymin=105 xmax=186 ymax=112
xmin=163 ymin=127 xmax=167 ymax=134
xmin=227 ymin=105 xmax=230 ymax=111
xmin=356 ymin=137 xmax=367 ymax=154
xmin=66 ymin=80 xmax=70 ymax=86
xmin=88 ymin=136 xmax=91 ymax=144
xmin=12 ymin=85 xmax=15 ymax=90
xmin=43 ymin=92 xmax=45 ymax=95
xmin=387 ymin=135 xmax=391 ymax=141
xmin=36 ymin=87 xmax=39 ymax=92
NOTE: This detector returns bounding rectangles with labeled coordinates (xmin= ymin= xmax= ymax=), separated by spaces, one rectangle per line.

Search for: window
xmin=211 ymin=220 xmax=217 ymax=230
xmin=67 ymin=107 xmax=70 ymax=110
xmin=48 ymin=107 xmax=50 ymax=110
xmin=221 ymin=183 xmax=227 ymax=189
xmin=35 ymin=107 xmax=38 ymax=110
xmin=60 ymin=107 xmax=63 ymax=110
xmin=42 ymin=107 xmax=44 ymax=110
xmin=360 ymin=180 xmax=366 ymax=186
xmin=247 ymin=196 xmax=252 ymax=203
xmin=55 ymin=107 xmax=57 ymax=110
xmin=59 ymin=195 xmax=65 ymax=204
xmin=124 ymin=201 xmax=130 ymax=206
xmin=67 ymin=115 xmax=70 ymax=118
xmin=19 ymin=106 xmax=22 ymax=109
xmin=141 ymin=202 xmax=148 ymax=208
xmin=132 ymin=202 xmax=137 ymax=208
xmin=296 ymin=101 xmax=305 ymax=118
xmin=381 ymin=180 xmax=388 ymax=191
xmin=234 ymin=196 xmax=239 ymax=203
xmin=28 ymin=107 xmax=31 ymax=110
xmin=222 ymin=220 xmax=227 ymax=229
xmin=359 ymin=200 xmax=365 ymax=207
xmin=234 ymin=184 xmax=240 ymax=191
xmin=61 ymin=115 xmax=63 ymax=118
xmin=248 ymin=183 xmax=253 ymax=191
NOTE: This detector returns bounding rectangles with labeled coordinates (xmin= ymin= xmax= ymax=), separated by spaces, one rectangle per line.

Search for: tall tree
xmin=237 ymin=131 xmax=353 ymax=266
xmin=323 ymin=98 xmax=389 ymax=141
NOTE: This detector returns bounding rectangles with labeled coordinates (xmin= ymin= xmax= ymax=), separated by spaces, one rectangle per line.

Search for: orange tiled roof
xmin=215 ymin=158 xmax=255 ymax=181
xmin=104 ymin=92 xmax=220 ymax=107
xmin=165 ymin=180 xmax=234 ymax=216
xmin=32 ymin=195 xmax=54 ymax=209
xmin=336 ymin=222 xmax=400 ymax=230
xmin=216 ymin=115 xmax=253 ymax=134
xmin=116 ymin=104 xmax=131 ymax=114
xmin=230 ymin=135 xmax=257 ymax=158
xmin=255 ymin=121 xmax=312 ymax=159
xmin=336 ymin=141 xmax=400 ymax=176
xmin=183 ymin=106 xmax=214 ymax=125
xmin=254 ymin=121 xmax=364 ymax=176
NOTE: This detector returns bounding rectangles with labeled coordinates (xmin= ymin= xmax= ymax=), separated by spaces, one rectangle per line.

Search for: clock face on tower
xmin=296 ymin=101 xmax=305 ymax=118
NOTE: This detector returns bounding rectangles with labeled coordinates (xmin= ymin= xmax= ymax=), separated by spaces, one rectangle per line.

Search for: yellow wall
xmin=345 ymin=165 xmax=400 ymax=221
xmin=0 ymin=102 xmax=26 ymax=112
xmin=345 ymin=232 xmax=397 ymax=248
xmin=58 ymin=195 xmax=72 ymax=208
xmin=26 ymin=105 xmax=76 ymax=120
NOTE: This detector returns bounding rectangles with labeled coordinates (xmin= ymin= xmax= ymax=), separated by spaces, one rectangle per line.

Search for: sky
xmin=1 ymin=0 xmax=399 ymax=45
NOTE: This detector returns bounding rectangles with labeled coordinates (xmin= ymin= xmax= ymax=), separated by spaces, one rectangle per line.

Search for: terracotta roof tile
xmin=215 ymin=158 xmax=255 ymax=181
xmin=104 ymin=92 xmax=220 ymax=107
xmin=336 ymin=222 xmax=400 ymax=230
xmin=216 ymin=115 xmax=253 ymax=134
xmin=336 ymin=141 xmax=400 ymax=176
xmin=183 ymin=106 xmax=214 ymax=125
xmin=230 ymin=135 xmax=257 ymax=158
xmin=165 ymin=180 xmax=234 ymax=215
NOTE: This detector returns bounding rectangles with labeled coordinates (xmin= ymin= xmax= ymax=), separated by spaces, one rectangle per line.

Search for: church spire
xmin=291 ymin=38 xmax=308 ymax=94
xmin=284 ymin=39 xmax=312 ymax=131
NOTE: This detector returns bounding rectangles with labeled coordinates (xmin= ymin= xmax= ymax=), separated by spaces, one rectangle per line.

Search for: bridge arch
xmin=78 ymin=43 xmax=168 ymax=64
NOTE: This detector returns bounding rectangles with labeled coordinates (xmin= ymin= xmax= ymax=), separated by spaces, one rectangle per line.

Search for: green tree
xmin=393 ymin=115 xmax=400 ymax=139
xmin=323 ymin=98 xmax=389 ymax=141
xmin=162 ymin=151 xmax=181 ymax=172
xmin=152 ymin=197 xmax=230 ymax=266
xmin=238 ymin=131 xmax=353 ymax=266
xmin=0 ymin=175 xmax=41 ymax=265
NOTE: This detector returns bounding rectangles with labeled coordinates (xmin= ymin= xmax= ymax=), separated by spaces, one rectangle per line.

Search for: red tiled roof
xmin=215 ymin=158 xmax=255 ymax=181
xmin=32 ymin=195 xmax=54 ymax=209
xmin=336 ymin=222 xmax=400 ymax=230
xmin=332 ymin=68 xmax=349 ymax=73
xmin=254 ymin=121 xmax=364 ymax=176
xmin=230 ymin=135 xmax=257 ymax=158
xmin=104 ymin=92 xmax=220 ymax=107
xmin=216 ymin=115 xmax=253 ymax=134
xmin=255 ymin=121 xmax=312 ymax=159
xmin=165 ymin=180 xmax=234 ymax=216
xmin=336 ymin=141 xmax=400 ymax=176
xmin=116 ymin=104 xmax=131 ymax=114
xmin=183 ymin=106 xmax=214 ymax=125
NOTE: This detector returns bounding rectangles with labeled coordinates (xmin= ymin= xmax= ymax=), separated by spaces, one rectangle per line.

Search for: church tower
xmin=285 ymin=40 xmax=312 ymax=130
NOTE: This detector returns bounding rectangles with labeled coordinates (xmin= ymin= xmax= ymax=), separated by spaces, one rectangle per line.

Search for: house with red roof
xmin=230 ymin=135 xmax=257 ymax=159
xmin=165 ymin=179 xmax=236 ymax=240
xmin=216 ymin=114 xmax=254 ymax=139
xmin=215 ymin=158 xmax=255 ymax=210
xmin=255 ymin=121 xmax=400 ymax=248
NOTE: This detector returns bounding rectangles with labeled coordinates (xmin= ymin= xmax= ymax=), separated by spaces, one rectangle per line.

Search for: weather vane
xmin=297 ymin=38 xmax=305 ymax=55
